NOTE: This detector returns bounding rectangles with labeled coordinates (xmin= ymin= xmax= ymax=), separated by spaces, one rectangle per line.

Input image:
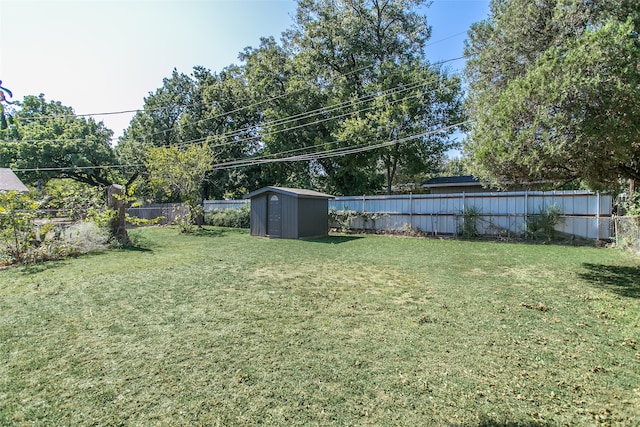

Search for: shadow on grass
xmin=121 ymin=245 xmax=153 ymax=253
xmin=306 ymin=235 xmax=364 ymax=244
xmin=187 ymin=227 xmax=227 ymax=238
xmin=20 ymin=260 xmax=68 ymax=275
xmin=454 ymin=417 xmax=546 ymax=427
xmin=580 ymin=263 xmax=640 ymax=298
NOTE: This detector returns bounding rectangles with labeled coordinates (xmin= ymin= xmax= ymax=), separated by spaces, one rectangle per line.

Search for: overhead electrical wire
xmin=213 ymin=121 xmax=466 ymax=170
xmin=12 ymin=120 xmax=466 ymax=174
xmin=126 ymin=55 xmax=465 ymax=144
xmin=10 ymin=78 xmax=466 ymax=174
xmin=6 ymin=48 xmax=468 ymax=175
xmin=171 ymin=77 xmax=460 ymax=150
xmin=4 ymin=54 xmax=465 ymax=144
xmin=9 ymin=68 xmax=460 ymax=147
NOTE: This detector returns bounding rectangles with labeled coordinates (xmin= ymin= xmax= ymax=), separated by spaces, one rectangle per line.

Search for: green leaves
xmin=0 ymin=81 xmax=14 ymax=130
xmin=145 ymin=143 xmax=214 ymax=231
xmin=121 ymin=0 xmax=463 ymax=197
xmin=465 ymin=0 xmax=640 ymax=190
xmin=243 ymin=0 xmax=462 ymax=194
xmin=1 ymin=94 xmax=117 ymax=187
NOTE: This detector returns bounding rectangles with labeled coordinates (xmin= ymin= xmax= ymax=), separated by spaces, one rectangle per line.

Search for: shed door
xmin=267 ymin=194 xmax=281 ymax=237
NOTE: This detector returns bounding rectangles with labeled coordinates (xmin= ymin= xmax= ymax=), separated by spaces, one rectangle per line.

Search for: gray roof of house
xmin=0 ymin=168 xmax=29 ymax=192
xmin=423 ymin=175 xmax=482 ymax=188
xmin=244 ymin=186 xmax=335 ymax=200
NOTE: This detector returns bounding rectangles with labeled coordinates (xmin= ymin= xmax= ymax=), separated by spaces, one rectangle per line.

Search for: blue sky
xmin=0 ymin=0 xmax=490 ymax=139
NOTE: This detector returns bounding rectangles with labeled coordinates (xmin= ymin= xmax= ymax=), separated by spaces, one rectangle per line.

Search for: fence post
xmin=460 ymin=192 xmax=466 ymax=236
xmin=524 ymin=190 xmax=529 ymax=239
xmin=596 ymin=191 xmax=601 ymax=240
xmin=409 ymin=192 xmax=413 ymax=229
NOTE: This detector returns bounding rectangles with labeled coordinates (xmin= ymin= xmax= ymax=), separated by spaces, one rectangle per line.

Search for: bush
xmin=458 ymin=206 xmax=481 ymax=238
xmin=328 ymin=208 xmax=388 ymax=232
xmin=62 ymin=222 xmax=110 ymax=253
xmin=0 ymin=191 xmax=42 ymax=264
xmin=527 ymin=205 xmax=564 ymax=241
xmin=0 ymin=191 xmax=112 ymax=267
xmin=205 ymin=207 xmax=250 ymax=229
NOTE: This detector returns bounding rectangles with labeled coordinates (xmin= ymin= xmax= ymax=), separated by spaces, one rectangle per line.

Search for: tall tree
xmin=116 ymin=68 xmax=201 ymax=183
xmin=243 ymin=0 xmax=463 ymax=195
xmin=464 ymin=0 xmax=640 ymax=190
xmin=0 ymin=94 xmax=117 ymax=187
xmin=117 ymin=66 xmax=262 ymax=199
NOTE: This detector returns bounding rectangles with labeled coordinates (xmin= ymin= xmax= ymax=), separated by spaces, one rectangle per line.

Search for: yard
xmin=1 ymin=227 xmax=639 ymax=426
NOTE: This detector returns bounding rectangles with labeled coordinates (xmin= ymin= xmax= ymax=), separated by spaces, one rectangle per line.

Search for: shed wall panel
xmin=280 ymin=193 xmax=299 ymax=239
xmin=250 ymin=194 xmax=267 ymax=236
xmin=298 ymin=198 xmax=329 ymax=238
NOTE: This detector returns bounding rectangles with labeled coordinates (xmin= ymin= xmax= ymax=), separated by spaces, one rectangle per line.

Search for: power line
xmin=212 ymin=122 xmax=466 ymax=170
xmin=5 ymin=54 xmax=465 ymax=143
xmin=12 ymin=121 xmax=466 ymax=174
xmin=6 ymin=66 xmax=461 ymax=147
xmin=8 ymin=74 xmax=464 ymax=175
xmin=171 ymin=74 xmax=460 ymax=150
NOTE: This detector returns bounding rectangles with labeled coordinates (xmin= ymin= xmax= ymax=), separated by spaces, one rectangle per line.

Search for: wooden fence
xmin=203 ymin=190 xmax=612 ymax=240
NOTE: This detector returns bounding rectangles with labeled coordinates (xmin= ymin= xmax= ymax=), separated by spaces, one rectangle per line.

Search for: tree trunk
xmin=106 ymin=184 xmax=132 ymax=247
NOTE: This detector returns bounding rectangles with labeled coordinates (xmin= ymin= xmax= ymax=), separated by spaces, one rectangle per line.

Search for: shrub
xmin=328 ymin=208 xmax=387 ymax=232
xmin=329 ymin=208 xmax=355 ymax=232
xmin=527 ymin=205 xmax=564 ymax=241
xmin=205 ymin=206 xmax=250 ymax=229
xmin=459 ymin=206 xmax=481 ymax=238
xmin=0 ymin=191 xmax=113 ymax=267
xmin=0 ymin=191 xmax=41 ymax=264
xmin=62 ymin=222 xmax=110 ymax=253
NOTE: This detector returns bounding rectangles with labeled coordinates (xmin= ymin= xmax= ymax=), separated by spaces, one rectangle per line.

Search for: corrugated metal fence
xmin=201 ymin=190 xmax=612 ymax=240
xmin=329 ymin=191 xmax=612 ymax=240
xmin=203 ymin=200 xmax=249 ymax=211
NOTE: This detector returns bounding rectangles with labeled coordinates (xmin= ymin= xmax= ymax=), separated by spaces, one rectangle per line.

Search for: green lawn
xmin=1 ymin=227 xmax=639 ymax=426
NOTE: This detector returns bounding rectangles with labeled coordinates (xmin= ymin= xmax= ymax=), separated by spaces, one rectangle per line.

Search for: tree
xmin=464 ymin=0 xmax=640 ymax=190
xmin=116 ymin=69 xmax=202 ymax=192
xmin=242 ymin=0 xmax=463 ymax=195
xmin=0 ymin=81 xmax=14 ymax=130
xmin=121 ymin=0 xmax=463 ymax=197
xmin=145 ymin=143 xmax=214 ymax=231
xmin=117 ymin=66 xmax=262 ymax=199
xmin=0 ymin=94 xmax=117 ymax=187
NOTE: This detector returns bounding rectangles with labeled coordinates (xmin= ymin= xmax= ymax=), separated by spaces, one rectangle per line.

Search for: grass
xmin=1 ymin=227 xmax=639 ymax=426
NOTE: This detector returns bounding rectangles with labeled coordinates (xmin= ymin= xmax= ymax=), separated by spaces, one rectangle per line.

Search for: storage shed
xmin=243 ymin=186 xmax=334 ymax=239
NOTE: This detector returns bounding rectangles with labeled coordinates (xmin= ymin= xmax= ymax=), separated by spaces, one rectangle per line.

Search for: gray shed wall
xmin=298 ymin=198 xmax=329 ymax=238
xmin=248 ymin=191 xmax=330 ymax=239
xmin=250 ymin=194 xmax=267 ymax=236
xmin=279 ymin=193 xmax=298 ymax=239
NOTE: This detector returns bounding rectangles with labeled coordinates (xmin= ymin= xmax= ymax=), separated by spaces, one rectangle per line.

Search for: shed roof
xmin=422 ymin=175 xmax=482 ymax=189
xmin=0 ymin=168 xmax=29 ymax=192
xmin=244 ymin=186 xmax=334 ymax=200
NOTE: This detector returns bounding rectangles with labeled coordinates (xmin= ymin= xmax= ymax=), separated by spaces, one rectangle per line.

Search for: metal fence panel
xmin=203 ymin=191 xmax=612 ymax=240
xmin=203 ymin=200 xmax=249 ymax=212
